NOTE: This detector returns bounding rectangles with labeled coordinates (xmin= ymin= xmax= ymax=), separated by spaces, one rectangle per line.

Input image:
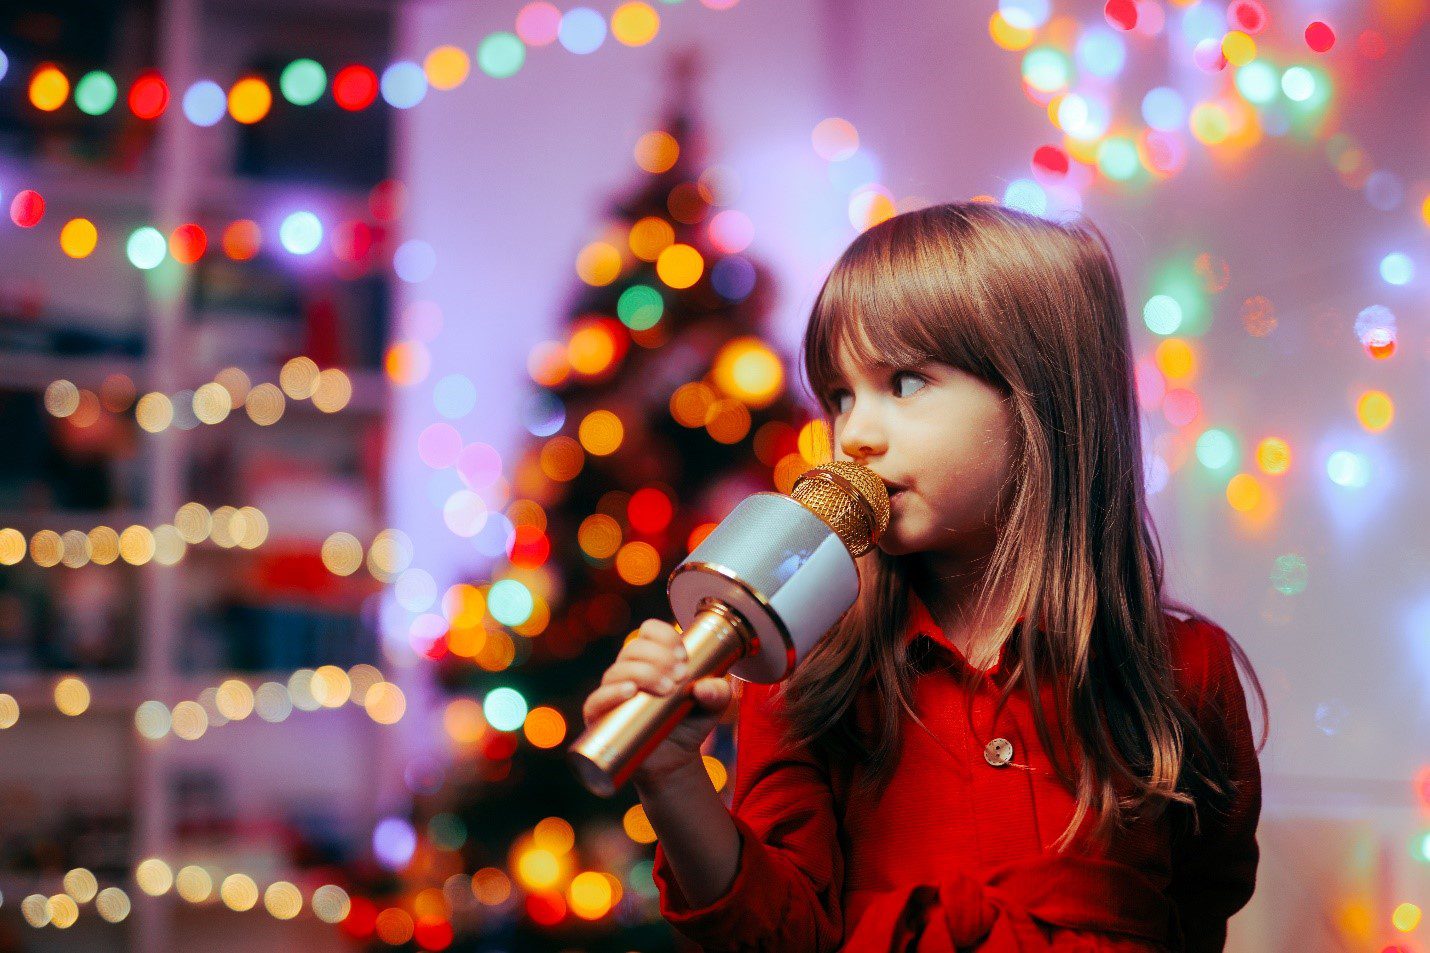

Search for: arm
xmin=647 ymin=681 xmax=845 ymax=953
xmin=1167 ymin=621 xmax=1263 ymax=952
xmin=635 ymin=757 xmax=742 ymax=907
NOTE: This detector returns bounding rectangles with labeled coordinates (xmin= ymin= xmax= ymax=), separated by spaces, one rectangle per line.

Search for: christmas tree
xmin=382 ymin=52 xmax=822 ymax=952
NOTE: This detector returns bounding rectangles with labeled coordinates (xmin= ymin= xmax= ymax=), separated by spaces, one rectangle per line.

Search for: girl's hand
xmin=581 ymin=618 xmax=734 ymax=787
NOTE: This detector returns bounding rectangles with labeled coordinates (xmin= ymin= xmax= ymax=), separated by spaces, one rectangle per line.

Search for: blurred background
xmin=0 ymin=0 xmax=1424 ymax=950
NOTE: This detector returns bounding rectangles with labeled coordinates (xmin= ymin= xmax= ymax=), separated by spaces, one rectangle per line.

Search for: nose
xmin=836 ymin=398 xmax=887 ymax=463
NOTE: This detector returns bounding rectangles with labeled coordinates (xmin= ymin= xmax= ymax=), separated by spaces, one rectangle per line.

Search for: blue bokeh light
xmin=559 ymin=8 xmax=607 ymax=54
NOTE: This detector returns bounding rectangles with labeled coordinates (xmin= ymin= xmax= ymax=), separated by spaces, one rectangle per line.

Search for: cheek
xmin=933 ymin=415 xmax=1016 ymax=514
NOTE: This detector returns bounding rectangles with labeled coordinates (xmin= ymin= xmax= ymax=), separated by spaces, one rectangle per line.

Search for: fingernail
xmin=673 ymin=663 xmax=688 ymax=679
xmin=623 ymin=682 xmax=637 ymax=696
xmin=658 ymin=677 xmax=674 ymax=693
xmin=676 ymin=646 xmax=688 ymax=662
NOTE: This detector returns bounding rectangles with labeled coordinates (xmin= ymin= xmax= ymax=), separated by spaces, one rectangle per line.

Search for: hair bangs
xmin=802 ymin=215 xmax=1005 ymax=417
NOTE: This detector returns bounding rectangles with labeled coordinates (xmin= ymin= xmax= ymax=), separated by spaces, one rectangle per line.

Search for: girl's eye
xmin=894 ymin=371 xmax=926 ymax=398
xmin=827 ymin=372 xmax=925 ymax=413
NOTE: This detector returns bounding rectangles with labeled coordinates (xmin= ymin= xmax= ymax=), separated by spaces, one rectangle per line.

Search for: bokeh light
xmin=559 ymin=7 xmax=607 ymax=55
xmin=128 ymin=72 xmax=169 ymax=119
xmin=279 ymin=211 xmax=323 ymax=255
xmin=75 ymin=71 xmax=118 ymax=115
xmin=59 ymin=218 xmax=99 ymax=258
xmin=127 ymin=227 xmax=167 ymax=270
xmin=228 ymin=76 xmax=272 ymax=123
xmin=280 ymin=59 xmax=326 ymax=105
xmin=29 ymin=65 xmax=70 ymax=111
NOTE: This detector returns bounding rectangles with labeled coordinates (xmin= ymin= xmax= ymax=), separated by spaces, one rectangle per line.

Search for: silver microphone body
xmin=568 ymin=463 xmax=888 ymax=796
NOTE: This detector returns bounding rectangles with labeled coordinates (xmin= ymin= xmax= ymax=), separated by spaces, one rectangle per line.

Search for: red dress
xmin=652 ymin=589 xmax=1261 ymax=952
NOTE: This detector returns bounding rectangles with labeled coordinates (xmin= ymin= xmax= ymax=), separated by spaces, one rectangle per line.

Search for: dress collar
xmin=903 ymin=586 xmax=1024 ymax=681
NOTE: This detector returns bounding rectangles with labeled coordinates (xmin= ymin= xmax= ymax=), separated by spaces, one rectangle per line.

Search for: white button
xmin=984 ymin=737 xmax=1013 ymax=767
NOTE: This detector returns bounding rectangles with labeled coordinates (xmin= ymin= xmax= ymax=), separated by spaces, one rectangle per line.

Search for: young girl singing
xmin=582 ymin=201 xmax=1267 ymax=951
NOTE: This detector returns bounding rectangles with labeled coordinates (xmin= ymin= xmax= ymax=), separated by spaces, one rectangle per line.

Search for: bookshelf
xmin=0 ymin=0 xmax=401 ymax=950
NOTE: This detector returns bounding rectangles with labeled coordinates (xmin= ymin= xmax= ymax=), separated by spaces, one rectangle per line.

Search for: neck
xmin=907 ymin=546 xmax=1015 ymax=664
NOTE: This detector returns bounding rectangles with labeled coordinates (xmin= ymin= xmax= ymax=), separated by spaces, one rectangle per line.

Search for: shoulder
xmin=732 ymin=679 xmax=798 ymax=746
xmin=1161 ymin=608 xmax=1239 ymax=715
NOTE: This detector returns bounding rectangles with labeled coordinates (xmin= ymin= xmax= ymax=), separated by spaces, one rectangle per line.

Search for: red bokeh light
xmin=413 ymin=915 xmax=454 ymax=950
xmin=10 ymin=189 xmax=45 ymax=228
xmin=1032 ymin=145 xmax=1070 ymax=178
xmin=129 ymin=72 xmax=170 ymax=119
xmin=340 ymin=896 xmax=378 ymax=939
xmin=508 ymin=525 xmax=551 ymax=567
xmin=333 ymin=65 xmax=379 ymax=111
xmin=1305 ymin=20 xmax=1336 ymax=53
xmin=170 ymin=223 xmax=208 ymax=264
xmin=1104 ymin=0 xmax=1138 ymax=31
xmin=628 ymin=487 xmax=674 ymax=534
xmin=526 ymin=892 xmax=566 ymax=927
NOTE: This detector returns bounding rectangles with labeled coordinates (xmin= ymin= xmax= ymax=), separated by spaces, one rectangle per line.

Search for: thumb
xmin=692 ymin=677 xmax=731 ymax=711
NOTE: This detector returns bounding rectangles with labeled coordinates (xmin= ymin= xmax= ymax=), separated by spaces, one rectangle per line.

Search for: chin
xmin=875 ymin=530 xmax=916 ymax=557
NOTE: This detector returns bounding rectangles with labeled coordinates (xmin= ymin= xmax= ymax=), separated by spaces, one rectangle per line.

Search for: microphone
xmin=568 ymin=461 xmax=891 ymax=796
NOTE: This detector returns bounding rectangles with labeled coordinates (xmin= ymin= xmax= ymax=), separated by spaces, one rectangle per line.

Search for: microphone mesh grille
xmin=789 ymin=462 xmax=891 ymax=558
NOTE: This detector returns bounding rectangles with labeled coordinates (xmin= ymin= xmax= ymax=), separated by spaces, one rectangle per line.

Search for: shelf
xmin=0 ymin=508 xmax=148 ymax=532
xmin=0 ymin=670 xmax=382 ymax=716
xmin=0 ymin=10 xmax=399 ymax=949
xmin=0 ymin=156 xmax=377 ymax=215
xmin=0 ymin=351 xmax=386 ymax=416
xmin=0 ymin=671 xmax=145 ymax=715
xmin=0 ymin=351 xmax=146 ymax=392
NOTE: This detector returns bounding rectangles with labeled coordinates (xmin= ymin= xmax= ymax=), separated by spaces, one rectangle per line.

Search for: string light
xmin=4 ymin=181 xmax=422 ymax=277
xmin=41 ymin=359 xmax=356 ymax=432
xmin=7 ymin=2 xmax=727 ymax=128
xmin=8 ymin=864 xmax=351 ymax=928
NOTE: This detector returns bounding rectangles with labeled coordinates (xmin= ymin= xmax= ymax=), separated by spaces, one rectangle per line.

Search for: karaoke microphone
xmin=568 ymin=461 xmax=891 ymax=797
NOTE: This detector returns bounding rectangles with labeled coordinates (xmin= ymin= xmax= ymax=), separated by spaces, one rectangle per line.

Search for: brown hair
xmin=782 ymin=201 xmax=1268 ymax=851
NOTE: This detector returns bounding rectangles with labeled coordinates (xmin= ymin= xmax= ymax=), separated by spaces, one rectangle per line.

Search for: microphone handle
xmin=569 ymin=599 xmax=755 ymax=797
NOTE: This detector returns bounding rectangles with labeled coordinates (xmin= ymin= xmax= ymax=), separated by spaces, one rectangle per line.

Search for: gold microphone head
xmin=789 ymin=461 xmax=891 ymax=558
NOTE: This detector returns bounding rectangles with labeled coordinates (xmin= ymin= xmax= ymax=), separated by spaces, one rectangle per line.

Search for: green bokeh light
xmin=280 ymin=59 xmax=327 ymax=106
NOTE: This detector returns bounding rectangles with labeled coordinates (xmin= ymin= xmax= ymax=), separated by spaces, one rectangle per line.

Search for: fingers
xmin=601 ymin=659 xmax=687 ymax=698
xmin=691 ymin=676 xmax=732 ymax=711
xmin=636 ymin=619 xmax=687 ymax=659
xmin=585 ymin=620 xmax=708 ymax=727
xmin=600 ymin=620 xmax=688 ymax=692
xmin=617 ymin=634 xmax=686 ymax=670
xmin=582 ymin=680 xmax=638 ymax=727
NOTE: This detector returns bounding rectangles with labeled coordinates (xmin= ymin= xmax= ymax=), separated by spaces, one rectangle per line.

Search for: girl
xmin=581 ymin=201 xmax=1267 ymax=951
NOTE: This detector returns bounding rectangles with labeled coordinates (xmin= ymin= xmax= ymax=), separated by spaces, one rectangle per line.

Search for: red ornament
xmin=10 ymin=189 xmax=45 ymax=228
xmin=1304 ymin=20 xmax=1335 ymax=52
xmin=333 ymin=64 xmax=379 ymax=111
xmin=129 ymin=71 xmax=169 ymax=119
xmin=1032 ymin=145 xmax=1070 ymax=178
xmin=1104 ymin=0 xmax=1138 ymax=32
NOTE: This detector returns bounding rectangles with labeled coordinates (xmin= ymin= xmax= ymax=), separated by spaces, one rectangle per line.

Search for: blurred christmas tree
xmin=364 ymin=51 xmax=822 ymax=953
